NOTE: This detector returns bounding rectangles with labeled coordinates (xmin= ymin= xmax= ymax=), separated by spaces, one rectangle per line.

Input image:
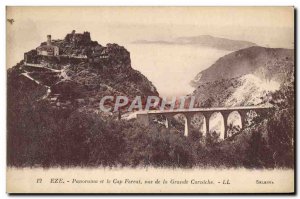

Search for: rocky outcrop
xmin=190 ymin=46 xmax=294 ymax=107
xmin=192 ymin=46 xmax=294 ymax=86
xmin=8 ymin=31 xmax=159 ymax=111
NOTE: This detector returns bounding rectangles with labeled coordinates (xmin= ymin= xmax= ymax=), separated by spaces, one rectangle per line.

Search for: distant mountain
xmin=132 ymin=40 xmax=173 ymax=45
xmin=132 ymin=35 xmax=257 ymax=51
xmin=189 ymin=46 xmax=294 ymax=107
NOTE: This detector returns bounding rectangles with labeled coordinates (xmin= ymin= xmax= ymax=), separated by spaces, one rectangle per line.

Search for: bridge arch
xmin=151 ymin=114 xmax=169 ymax=128
xmin=172 ymin=113 xmax=188 ymax=136
xmin=190 ymin=113 xmax=206 ymax=140
xmin=227 ymin=111 xmax=242 ymax=127
xmin=208 ymin=112 xmax=225 ymax=140
xmin=227 ymin=111 xmax=242 ymax=137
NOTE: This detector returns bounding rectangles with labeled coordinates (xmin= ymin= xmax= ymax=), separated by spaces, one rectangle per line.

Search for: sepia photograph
xmin=5 ymin=6 xmax=295 ymax=194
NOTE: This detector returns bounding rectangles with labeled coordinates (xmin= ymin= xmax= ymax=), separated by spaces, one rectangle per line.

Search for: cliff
xmin=190 ymin=46 xmax=294 ymax=107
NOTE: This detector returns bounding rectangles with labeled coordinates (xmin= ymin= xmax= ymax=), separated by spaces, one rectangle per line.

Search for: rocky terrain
xmin=189 ymin=46 xmax=294 ymax=107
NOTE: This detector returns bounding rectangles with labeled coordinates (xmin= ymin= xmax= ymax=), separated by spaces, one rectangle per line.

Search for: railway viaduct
xmin=137 ymin=105 xmax=272 ymax=139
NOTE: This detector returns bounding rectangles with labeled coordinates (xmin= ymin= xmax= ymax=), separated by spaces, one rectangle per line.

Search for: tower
xmin=47 ymin=35 xmax=51 ymax=45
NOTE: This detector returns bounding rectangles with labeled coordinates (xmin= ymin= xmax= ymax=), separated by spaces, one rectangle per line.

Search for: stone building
xmin=36 ymin=35 xmax=59 ymax=56
xmin=64 ymin=30 xmax=92 ymax=46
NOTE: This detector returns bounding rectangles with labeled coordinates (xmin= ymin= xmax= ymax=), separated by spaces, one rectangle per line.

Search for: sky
xmin=6 ymin=7 xmax=294 ymax=96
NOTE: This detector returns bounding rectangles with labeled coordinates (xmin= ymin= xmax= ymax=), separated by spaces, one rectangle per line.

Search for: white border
xmin=0 ymin=0 xmax=298 ymax=198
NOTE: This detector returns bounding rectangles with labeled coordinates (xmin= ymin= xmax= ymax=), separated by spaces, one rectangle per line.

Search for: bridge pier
xmin=183 ymin=114 xmax=193 ymax=137
xmin=203 ymin=112 xmax=212 ymax=137
xmin=165 ymin=117 xmax=169 ymax=128
xmin=164 ymin=115 xmax=174 ymax=129
xmin=221 ymin=111 xmax=230 ymax=139
xmin=238 ymin=110 xmax=248 ymax=129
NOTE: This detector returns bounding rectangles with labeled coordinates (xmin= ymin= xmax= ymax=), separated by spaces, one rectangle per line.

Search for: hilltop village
xmin=24 ymin=30 xmax=131 ymax=72
xmin=17 ymin=31 xmax=158 ymax=112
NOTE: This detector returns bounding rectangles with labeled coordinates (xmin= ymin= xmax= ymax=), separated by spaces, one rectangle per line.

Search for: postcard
xmin=6 ymin=6 xmax=295 ymax=193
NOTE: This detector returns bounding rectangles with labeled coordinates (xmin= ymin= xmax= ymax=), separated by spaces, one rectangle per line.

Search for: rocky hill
xmin=7 ymin=31 xmax=159 ymax=113
xmin=190 ymin=46 xmax=294 ymax=107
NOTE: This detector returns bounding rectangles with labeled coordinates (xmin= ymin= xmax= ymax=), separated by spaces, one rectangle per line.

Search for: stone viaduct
xmin=136 ymin=105 xmax=272 ymax=140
